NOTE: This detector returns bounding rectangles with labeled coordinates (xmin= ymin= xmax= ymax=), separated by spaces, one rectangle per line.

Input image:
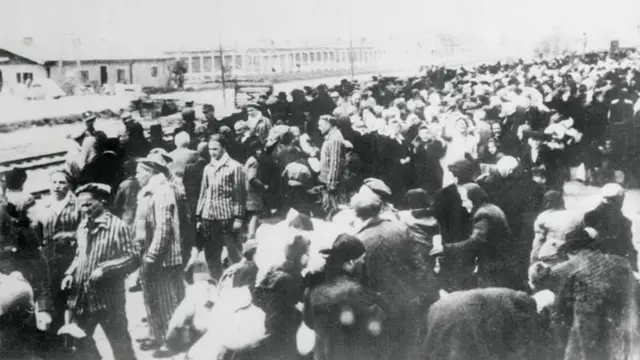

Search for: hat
xmin=363 ymin=178 xmax=392 ymax=200
xmin=319 ymin=233 xmax=365 ymax=261
xmin=82 ymin=111 xmax=96 ymax=122
xmin=75 ymin=183 xmax=111 ymax=199
xmin=120 ymin=111 xmax=133 ymax=122
xmin=202 ymin=104 xmax=215 ymax=113
xmin=447 ymin=159 xmax=475 ymax=181
xmin=139 ymin=149 xmax=172 ymax=174
xmin=601 ymin=183 xmax=624 ymax=198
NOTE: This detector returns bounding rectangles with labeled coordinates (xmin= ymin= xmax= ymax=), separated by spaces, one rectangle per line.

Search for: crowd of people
xmin=1 ymin=48 xmax=640 ymax=360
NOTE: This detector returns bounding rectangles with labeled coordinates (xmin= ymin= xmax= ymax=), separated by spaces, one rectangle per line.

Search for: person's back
xmin=422 ymin=288 xmax=550 ymax=360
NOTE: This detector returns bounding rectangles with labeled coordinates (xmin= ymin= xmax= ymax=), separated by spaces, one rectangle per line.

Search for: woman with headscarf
xmin=529 ymin=228 xmax=640 ymax=360
xmin=431 ymin=183 xmax=513 ymax=289
xmin=411 ymin=124 xmax=446 ymax=194
xmin=303 ymin=233 xmax=388 ymax=360
xmin=478 ymin=156 xmax=545 ymax=290
xmin=530 ymin=190 xmax=584 ymax=264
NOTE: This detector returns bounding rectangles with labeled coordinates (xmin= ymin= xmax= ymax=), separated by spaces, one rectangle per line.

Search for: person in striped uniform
xmin=134 ymin=153 xmax=186 ymax=357
xmin=36 ymin=169 xmax=82 ymax=348
xmin=318 ymin=115 xmax=347 ymax=220
xmin=196 ymin=134 xmax=247 ymax=281
xmin=61 ymin=183 xmax=139 ymax=360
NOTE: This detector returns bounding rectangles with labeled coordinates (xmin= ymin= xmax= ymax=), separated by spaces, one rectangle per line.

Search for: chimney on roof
xmin=22 ymin=37 xmax=33 ymax=46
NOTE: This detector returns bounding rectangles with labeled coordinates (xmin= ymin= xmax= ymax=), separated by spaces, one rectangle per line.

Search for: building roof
xmin=2 ymin=38 xmax=173 ymax=64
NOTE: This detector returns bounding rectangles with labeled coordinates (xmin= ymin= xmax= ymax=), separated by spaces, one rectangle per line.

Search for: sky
xmin=1 ymin=0 xmax=639 ymax=53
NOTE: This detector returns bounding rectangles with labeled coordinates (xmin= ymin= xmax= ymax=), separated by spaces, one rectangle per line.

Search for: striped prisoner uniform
xmin=196 ymin=152 xmax=247 ymax=280
xmin=38 ymin=193 xmax=81 ymax=333
xmin=65 ymin=210 xmax=138 ymax=360
xmin=319 ymin=127 xmax=347 ymax=219
xmin=135 ymin=173 xmax=186 ymax=342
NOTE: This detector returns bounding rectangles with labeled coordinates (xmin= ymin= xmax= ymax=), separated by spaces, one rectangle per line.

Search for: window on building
xmin=151 ymin=66 xmax=158 ymax=77
xmin=117 ymin=68 xmax=127 ymax=83
xmin=16 ymin=72 xmax=33 ymax=84
xmin=191 ymin=57 xmax=201 ymax=73
xmin=80 ymin=70 xmax=90 ymax=83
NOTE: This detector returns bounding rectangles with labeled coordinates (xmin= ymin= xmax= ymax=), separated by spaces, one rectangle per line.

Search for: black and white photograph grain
xmin=1 ymin=0 xmax=640 ymax=359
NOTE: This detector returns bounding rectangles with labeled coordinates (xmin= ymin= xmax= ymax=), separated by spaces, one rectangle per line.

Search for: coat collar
xmin=355 ymin=216 xmax=387 ymax=234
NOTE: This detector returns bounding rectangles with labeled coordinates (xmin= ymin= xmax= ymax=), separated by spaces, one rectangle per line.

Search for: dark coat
xmin=411 ymin=139 xmax=445 ymax=194
xmin=355 ymin=217 xmax=438 ymax=360
xmin=433 ymin=184 xmax=475 ymax=291
xmin=443 ymin=202 xmax=513 ymax=288
xmin=421 ymin=288 xmax=552 ymax=360
xmin=534 ymin=250 xmax=640 ymax=360
xmin=584 ymin=202 xmax=638 ymax=271
xmin=303 ymin=273 xmax=387 ymax=360
xmin=478 ymin=172 xmax=545 ymax=289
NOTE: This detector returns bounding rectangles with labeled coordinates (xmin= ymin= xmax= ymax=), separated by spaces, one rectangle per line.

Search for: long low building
xmin=0 ymin=37 xmax=473 ymax=96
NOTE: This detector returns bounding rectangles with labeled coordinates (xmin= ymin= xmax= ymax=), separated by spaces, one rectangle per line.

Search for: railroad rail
xmin=1 ymin=128 xmax=177 ymax=200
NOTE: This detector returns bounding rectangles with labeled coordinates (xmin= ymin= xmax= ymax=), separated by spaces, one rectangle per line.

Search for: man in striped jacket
xmin=134 ymin=154 xmax=186 ymax=357
xmin=318 ymin=115 xmax=347 ymax=219
xmin=62 ymin=183 xmax=139 ymax=360
xmin=196 ymin=134 xmax=247 ymax=281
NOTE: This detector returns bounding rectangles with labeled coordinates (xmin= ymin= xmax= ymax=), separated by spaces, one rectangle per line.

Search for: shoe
xmin=139 ymin=340 xmax=161 ymax=351
xmin=152 ymin=345 xmax=178 ymax=358
xmin=129 ymin=283 xmax=142 ymax=292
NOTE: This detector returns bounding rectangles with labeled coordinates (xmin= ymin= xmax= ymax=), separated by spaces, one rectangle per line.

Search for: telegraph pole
xmin=347 ymin=1 xmax=355 ymax=80
xmin=217 ymin=0 xmax=227 ymax=105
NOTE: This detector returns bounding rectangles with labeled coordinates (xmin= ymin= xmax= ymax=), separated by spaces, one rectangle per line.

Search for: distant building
xmin=0 ymin=38 xmax=173 ymax=95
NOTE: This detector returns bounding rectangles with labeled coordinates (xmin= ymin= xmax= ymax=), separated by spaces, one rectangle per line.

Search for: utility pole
xmin=583 ymin=32 xmax=588 ymax=54
xmin=347 ymin=1 xmax=355 ymax=80
xmin=217 ymin=0 xmax=227 ymax=105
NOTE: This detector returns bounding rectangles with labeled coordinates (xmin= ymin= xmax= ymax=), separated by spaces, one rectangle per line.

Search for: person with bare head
xmin=196 ymin=134 xmax=248 ymax=280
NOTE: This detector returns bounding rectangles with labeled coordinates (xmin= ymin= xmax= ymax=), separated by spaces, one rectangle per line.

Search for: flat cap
xmin=363 ymin=178 xmax=392 ymax=200
xmin=75 ymin=183 xmax=111 ymax=198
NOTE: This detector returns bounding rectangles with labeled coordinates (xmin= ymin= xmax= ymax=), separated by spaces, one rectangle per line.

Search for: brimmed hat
xmin=82 ymin=111 xmax=97 ymax=122
xmin=139 ymin=149 xmax=172 ymax=174
xmin=363 ymin=178 xmax=392 ymax=200
xmin=120 ymin=111 xmax=134 ymax=123
xmin=75 ymin=183 xmax=111 ymax=199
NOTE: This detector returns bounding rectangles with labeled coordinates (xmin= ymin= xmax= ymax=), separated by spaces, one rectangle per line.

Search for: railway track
xmin=1 ymin=129 xmax=177 ymax=200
